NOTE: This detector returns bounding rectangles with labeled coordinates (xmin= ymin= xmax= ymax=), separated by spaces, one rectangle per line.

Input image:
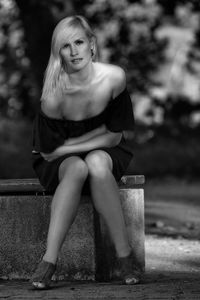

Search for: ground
xmin=145 ymin=179 xmax=200 ymax=239
xmin=0 ymin=179 xmax=200 ymax=299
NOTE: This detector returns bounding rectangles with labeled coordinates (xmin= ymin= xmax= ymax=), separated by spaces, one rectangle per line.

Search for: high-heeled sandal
xmin=118 ymin=252 xmax=140 ymax=285
xmin=30 ymin=259 xmax=56 ymax=290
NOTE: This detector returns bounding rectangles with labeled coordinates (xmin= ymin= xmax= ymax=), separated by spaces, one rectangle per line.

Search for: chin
xmin=74 ymin=60 xmax=91 ymax=71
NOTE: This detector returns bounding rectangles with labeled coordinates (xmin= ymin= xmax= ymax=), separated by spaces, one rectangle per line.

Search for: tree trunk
xmin=15 ymin=0 xmax=75 ymax=89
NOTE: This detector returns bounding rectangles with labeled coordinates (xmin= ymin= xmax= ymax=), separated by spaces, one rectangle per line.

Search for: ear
xmin=90 ymin=37 xmax=96 ymax=60
xmin=90 ymin=37 xmax=95 ymax=50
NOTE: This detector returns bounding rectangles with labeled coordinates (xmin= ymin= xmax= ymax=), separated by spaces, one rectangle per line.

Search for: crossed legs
xmin=43 ymin=151 xmax=131 ymax=265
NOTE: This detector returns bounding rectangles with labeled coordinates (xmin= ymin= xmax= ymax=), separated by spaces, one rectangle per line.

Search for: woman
xmin=31 ymin=15 xmax=137 ymax=289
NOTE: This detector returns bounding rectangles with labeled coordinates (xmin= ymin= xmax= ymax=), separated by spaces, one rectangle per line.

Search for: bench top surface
xmin=0 ymin=176 xmax=145 ymax=194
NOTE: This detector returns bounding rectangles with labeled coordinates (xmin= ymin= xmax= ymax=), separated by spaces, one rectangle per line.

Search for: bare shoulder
xmin=110 ymin=65 xmax=126 ymax=98
xmin=40 ymin=92 xmax=61 ymax=118
xmin=96 ymin=63 xmax=126 ymax=98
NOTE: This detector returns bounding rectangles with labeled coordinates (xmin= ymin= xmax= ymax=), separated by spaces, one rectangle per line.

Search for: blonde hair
xmin=41 ymin=15 xmax=98 ymax=100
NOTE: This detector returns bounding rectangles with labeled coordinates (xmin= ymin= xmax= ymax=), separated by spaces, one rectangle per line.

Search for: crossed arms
xmin=41 ymin=125 xmax=122 ymax=162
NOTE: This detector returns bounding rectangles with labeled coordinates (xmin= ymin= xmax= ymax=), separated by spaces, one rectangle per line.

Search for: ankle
xmin=116 ymin=247 xmax=132 ymax=259
xmin=30 ymin=259 xmax=56 ymax=289
xmin=117 ymin=253 xmax=140 ymax=285
xmin=43 ymin=254 xmax=57 ymax=265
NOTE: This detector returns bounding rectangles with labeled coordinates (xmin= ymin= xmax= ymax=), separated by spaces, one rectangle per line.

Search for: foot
xmin=30 ymin=260 xmax=56 ymax=290
xmin=118 ymin=252 xmax=140 ymax=285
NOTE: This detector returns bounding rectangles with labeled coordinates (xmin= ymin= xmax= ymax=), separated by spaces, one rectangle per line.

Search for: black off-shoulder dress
xmin=32 ymin=88 xmax=134 ymax=193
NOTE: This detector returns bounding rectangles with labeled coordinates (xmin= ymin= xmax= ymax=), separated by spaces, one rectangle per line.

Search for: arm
xmin=41 ymin=130 xmax=122 ymax=162
xmin=64 ymin=125 xmax=107 ymax=146
xmin=108 ymin=65 xmax=134 ymax=140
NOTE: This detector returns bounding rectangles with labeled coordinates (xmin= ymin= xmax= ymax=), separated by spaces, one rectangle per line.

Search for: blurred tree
xmin=0 ymin=0 xmax=168 ymax=120
xmin=1 ymin=0 xmax=199 ymax=120
xmin=152 ymin=94 xmax=200 ymax=136
xmin=0 ymin=0 xmax=75 ymax=120
xmin=157 ymin=0 xmax=200 ymax=16
xmin=85 ymin=0 xmax=168 ymax=93
xmin=157 ymin=0 xmax=180 ymax=16
xmin=0 ymin=0 xmax=36 ymax=119
xmin=15 ymin=0 xmax=75 ymax=89
xmin=187 ymin=13 xmax=200 ymax=74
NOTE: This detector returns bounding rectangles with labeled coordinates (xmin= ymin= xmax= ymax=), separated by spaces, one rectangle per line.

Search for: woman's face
xmin=60 ymin=26 xmax=93 ymax=73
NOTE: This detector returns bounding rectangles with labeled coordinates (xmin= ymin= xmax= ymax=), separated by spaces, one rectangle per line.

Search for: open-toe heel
xmin=30 ymin=260 xmax=56 ymax=290
xmin=118 ymin=252 xmax=140 ymax=285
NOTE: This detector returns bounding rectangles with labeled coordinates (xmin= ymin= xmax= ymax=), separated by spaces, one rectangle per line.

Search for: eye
xmin=63 ymin=43 xmax=69 ymax=49
xmin=75 ymin=40 xmax=84 ymax=45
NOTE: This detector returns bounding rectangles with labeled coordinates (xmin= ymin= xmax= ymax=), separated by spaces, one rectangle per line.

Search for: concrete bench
xmin=0 ymin=175 xmax=145 ymax=281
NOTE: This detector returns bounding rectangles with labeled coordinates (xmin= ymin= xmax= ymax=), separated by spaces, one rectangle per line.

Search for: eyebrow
xmin=63 ymin=37 xmax=85 ymax=46
xmin=67 ymin=33 xmax=87 ymax=40
xmin=75 ymin=36 xmax=86 ymax=40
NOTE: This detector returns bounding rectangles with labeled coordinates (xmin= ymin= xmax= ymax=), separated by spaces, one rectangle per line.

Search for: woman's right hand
xmin=41 ymin=150 xmax=61 ymax=162
xmin=40 ymin=145 xmax=68 ymax=162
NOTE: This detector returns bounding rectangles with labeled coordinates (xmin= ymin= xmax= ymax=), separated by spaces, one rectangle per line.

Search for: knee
xmin=85 ymin=151 xmax=112 ymax=179
xmin=59 ymin=157 xmax=88 ymax=182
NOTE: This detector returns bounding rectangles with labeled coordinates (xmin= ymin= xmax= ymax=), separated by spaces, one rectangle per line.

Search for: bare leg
xmin=43 ymin=156 xmax=88 ymax=264
xmin=85 ymin=150 xmax=131 ymax=258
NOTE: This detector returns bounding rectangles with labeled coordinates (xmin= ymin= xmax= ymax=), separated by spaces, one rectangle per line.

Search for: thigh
xmin=99 ymin=146 xmax=133 ymax=182
xmin=33 ymin=152 xmax=90 ymax=194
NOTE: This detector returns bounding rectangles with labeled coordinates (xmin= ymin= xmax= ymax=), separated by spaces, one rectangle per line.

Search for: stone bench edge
xmin=0 ymin=176 xmax=145 ymax=195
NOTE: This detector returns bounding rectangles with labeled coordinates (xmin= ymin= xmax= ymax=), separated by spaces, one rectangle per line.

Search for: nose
xmin=70 ymin=44 xmax=78 ymax=56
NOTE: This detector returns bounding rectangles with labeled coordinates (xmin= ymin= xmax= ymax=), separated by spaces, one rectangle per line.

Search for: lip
xmin=71 ymin=58 xmax=83 ymax=63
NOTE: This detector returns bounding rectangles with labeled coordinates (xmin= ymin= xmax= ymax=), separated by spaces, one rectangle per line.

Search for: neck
xmin=67 ymin=62 xmax=95 ymax=87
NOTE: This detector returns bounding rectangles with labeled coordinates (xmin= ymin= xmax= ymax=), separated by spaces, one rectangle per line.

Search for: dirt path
xmin=146 ymin=235 xmax=200 ymax=280
xmin=0 ymin=235 xmax=200 ymax=299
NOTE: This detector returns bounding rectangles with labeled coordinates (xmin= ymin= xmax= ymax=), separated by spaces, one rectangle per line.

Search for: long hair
xmin=41 ymin=15 xmax=98 ymax=100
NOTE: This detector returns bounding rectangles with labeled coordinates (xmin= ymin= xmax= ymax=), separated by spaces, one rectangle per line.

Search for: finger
xmin=43 ymin=154 xmax=50 ymax=160
xmin=42 ymin=155 xmax=50 ymax=161
xmin=46 ymin=156 xmax=54 ymax=162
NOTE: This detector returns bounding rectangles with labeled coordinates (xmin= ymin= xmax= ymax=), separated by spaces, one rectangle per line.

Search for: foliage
xmin=152 ymin=94 xmax=200 ymax=131
xmin=0 ymin=0 xmax=199 ymax=120
xmin=127 ymin=128 xmax=200 ymax=179
xmin=187 ymin=17 xmax=200 ymax=74
xmin=85 ymin=0 xmax=167 ymax=93
xmin=157 ymin=0 xmax=200 ymax=75
xmin=0 ymin=0 xmax=37 ymax=119
xmin=0 ymin=0 xmax=168 ymax=120
xmin=157 ymin=0 xmax=200 ymax=16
